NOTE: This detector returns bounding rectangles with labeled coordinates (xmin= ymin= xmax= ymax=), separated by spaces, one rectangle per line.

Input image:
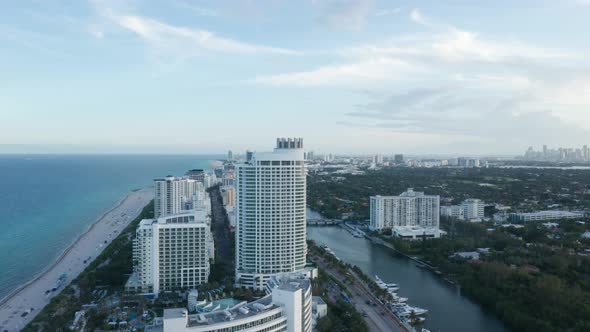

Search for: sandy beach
xmin=0 ymin=187 xmax=154 ymax=332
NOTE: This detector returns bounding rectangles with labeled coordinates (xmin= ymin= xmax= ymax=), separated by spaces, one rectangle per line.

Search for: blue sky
xmin=1 ymin=0 xmax=590 ymax=155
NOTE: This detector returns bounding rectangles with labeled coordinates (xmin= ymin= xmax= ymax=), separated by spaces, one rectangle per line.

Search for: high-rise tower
xmin=235 ymin=138 xmax=307 ymax=289
xmin=154 ymin=176 xmax=201 ymax=218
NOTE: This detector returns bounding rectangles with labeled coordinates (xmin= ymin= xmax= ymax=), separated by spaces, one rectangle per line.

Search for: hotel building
xmin=131 ymin=211 xmax=211 ymax=294
xmin=235 ymin=138 xmax=307 ymax=289
xmin=159 ymin=273 xmax=312 ymax=332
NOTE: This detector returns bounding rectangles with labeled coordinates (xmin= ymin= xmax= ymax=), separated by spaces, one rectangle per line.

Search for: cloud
xmin=253 ymin=57 xmax=418 ymax=86
xmin=345 ymin=87 xmax=590 ymax=148
xmin=410 ymin=8 xmax=432 ymax=26
xmin=253 ymin=27 xmax=567 ymax=87
xmin=90 ymin=1 xmax=298 ymax=61
xmin=315 ymin=0 xmax=374 ymax=31
xmin=253 ymin=7 xmax=576 ymax=89
xmin=111 ymin=14 xmax=298 ymax=56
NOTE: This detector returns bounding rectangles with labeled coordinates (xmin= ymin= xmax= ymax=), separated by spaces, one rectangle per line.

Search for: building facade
xmin=370 ymin=188 xmax=440 ymax=231
xmin=235 ymin=138 xmax=307 ymax=289
xmin=185 ymin=169 xmax=205 ymax=183
xmin=441 ymin=199 xmax=485 ymax=222
xmin=154 ymin=176 xmax=202 ymax=218
xmin=161 ymin=272 xmax=313 ymax=332
xmin=132 ymin=212 xmax=211 ymax=294
xmin=266 ymin=274 xmax=312 ymax=332
xmin=462 ymin=199 xmax=484 ymax=221
xmin=508 ymin=210 xmax=584 ymax=222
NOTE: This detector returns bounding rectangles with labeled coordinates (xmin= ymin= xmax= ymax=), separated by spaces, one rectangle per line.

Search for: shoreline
xmin=0 ymin=191 xmax=132 ymax=306
xmin=0 ymin=187 xmax=154 ymax=332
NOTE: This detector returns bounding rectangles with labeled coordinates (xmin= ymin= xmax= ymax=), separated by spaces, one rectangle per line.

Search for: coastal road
xmin=311 ymin=254 xmax=408 ymax=332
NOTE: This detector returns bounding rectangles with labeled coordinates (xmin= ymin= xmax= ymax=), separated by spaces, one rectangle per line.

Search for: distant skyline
xmin=2 ymin=0 xmax=590 ymax=154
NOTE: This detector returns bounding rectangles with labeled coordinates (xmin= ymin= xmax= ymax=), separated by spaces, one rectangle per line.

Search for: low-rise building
xmin=509 ymin=210 xmax=584 ymax=222
xmin=451 ymin=252 xmax=480 ymax=260
xmin=312 ymin=296 xmax=327 ymax=328
xmin=391 ymin=226 xmax=446 ymax=240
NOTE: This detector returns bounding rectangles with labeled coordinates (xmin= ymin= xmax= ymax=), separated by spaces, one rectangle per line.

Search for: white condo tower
xmin=235 ymin=138 xmax=307 ymax=289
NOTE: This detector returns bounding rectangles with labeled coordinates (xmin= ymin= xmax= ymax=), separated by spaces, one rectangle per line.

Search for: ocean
xmin=0 ymin=154 xmax=220 ymax=300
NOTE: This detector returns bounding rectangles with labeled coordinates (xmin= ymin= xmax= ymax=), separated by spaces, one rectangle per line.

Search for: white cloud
xmin=346 ymin=87 xmax=590 ymax=148
xmin=254 ymin=25 xmax=568 ymax=87
xmin=90 ymin=1 xmax=298 ymax=59
xmin=253 ymin=57 xmax=418 ymax=86
xmin=252 ymin=8 xmax=590 ymax=143
xmin=112 ymin=14 xmax=298 ymax=56
xmin=431 ymin=28 xmax=568 ymax=63
xmin=410 ymin=8 xmax=431 ymax=26
xmin=253 ymin=4 xmax=579 ymax=89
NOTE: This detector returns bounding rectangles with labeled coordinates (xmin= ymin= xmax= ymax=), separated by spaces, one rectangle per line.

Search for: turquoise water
xmin=0 ymin=154 xmax=221 ymax=300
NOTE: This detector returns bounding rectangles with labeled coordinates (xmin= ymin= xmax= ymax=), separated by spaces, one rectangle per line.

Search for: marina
xmin=308 ymin=225 xmax=509 ymax=332
xmin=374 ymin=274 xmax=429 ymax=327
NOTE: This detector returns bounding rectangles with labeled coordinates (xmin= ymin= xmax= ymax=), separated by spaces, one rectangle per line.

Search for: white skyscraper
xmin=370 ymin=188 xmax=440 ymax=231
xmin=154 ymin=176 xmax=202 ymax=218
xmin=132 ymin=211 xmax=211 ymax=294
xmin=235 ymin=138 xmax=307 ymax=289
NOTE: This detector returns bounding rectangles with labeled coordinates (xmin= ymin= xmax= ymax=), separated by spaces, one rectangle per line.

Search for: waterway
xmin=496 ymin=165 xmax=590 ymax=170
xmin=307 ymin=226 xmax=509 ymax=332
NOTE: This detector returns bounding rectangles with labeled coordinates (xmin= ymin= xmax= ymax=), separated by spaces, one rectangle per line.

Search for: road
xmin=311 ymin=254 xmax=409 ymax=332
xmin=208 ymin=186 xmax=235 ymax=280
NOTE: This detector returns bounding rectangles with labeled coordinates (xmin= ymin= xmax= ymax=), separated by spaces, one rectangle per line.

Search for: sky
xmin=1 ymin=0 xmax=590 ymax=155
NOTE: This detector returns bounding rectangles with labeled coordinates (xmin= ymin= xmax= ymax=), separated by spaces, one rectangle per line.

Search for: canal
xmin=307 ymin=226 xmax=509 ymax=332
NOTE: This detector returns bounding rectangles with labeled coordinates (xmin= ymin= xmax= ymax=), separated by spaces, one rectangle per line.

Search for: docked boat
xmin=392 ymin=303 xmax=428 ymax=316
xmin=374 ymin=275 xmax=388 ymax=289
xmin=387 ymin=286 xmax=400 ymax=292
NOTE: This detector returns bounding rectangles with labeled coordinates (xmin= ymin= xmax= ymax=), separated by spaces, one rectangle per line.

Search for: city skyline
xmin=2 ymin=1 xmax=590 ymax=154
